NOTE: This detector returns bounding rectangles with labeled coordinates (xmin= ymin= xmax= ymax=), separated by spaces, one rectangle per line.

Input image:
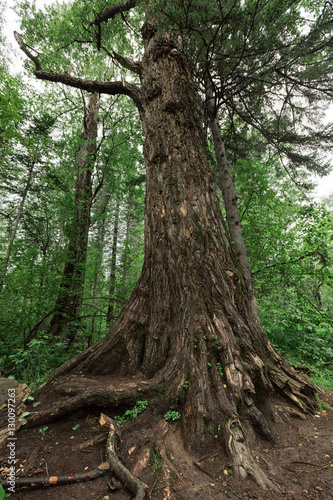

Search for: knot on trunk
xmin=141 ymin=22 xmax=156 ymax=41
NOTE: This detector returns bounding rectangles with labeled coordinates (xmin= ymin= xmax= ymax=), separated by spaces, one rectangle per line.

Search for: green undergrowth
xmin=263 ymin=319 xmax=333 ymax=391
xmin=1 ymin=316 xmax=332 ymax=394
xmin=114 ymin=400 xmax=148 ymax=424
xmin=0 ymin=335 xmax=80 ymax=387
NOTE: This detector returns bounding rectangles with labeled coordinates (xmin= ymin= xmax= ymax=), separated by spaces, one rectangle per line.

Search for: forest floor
xmin=1 ymin=382 xmax=332 ymax=500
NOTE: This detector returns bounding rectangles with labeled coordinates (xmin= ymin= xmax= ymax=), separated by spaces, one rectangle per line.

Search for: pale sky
xmin=4 ymin=1 xmax=333 ymax=202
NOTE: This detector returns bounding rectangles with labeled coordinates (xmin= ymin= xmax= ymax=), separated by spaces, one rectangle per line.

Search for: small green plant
xmin=72 ymin=424 xmax=80 ymax=431
xmin=183 ymin=381 xmax=189 ymax=390
xmin=216 ymin=362 xmax=223 ymax=378
xmin=39 ymin=426 xmax=48 ymax=435
xmin=316 ymin=395 xmax=333 ymax=412
xmin=164 ymin=410 xmax=181 ymax=421
xmin=151 ymin=449 xmax=162 ymax=473
xmin=154 ymin=484 xmax=167 ymax=491
xmin=114 ymin=400 xmax=148 ymax=424
xmin=0 ymin=485 xmax=6 ymax=500
xmin=214 ymin=424 xmax=221 ymax=438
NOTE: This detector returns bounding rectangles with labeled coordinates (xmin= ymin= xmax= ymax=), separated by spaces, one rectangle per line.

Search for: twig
xmin=193 ymin=460 xmax=215 ymax=478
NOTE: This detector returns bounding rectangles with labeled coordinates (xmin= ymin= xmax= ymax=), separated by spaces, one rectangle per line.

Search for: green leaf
xmin=19 ymin=411 xmax=31 ymax=420
xmin=72 ymin=424 xmax=80 ymax=431
xmin=0 ymin=485 xmax=6 ymax=500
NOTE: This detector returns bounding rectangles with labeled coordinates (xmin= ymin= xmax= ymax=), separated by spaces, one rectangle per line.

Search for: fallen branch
xmin=0 ymin=463 xmax=110 ymax=488
xmin=72 ymin=433 xmax=106 ymax=451
xmin=193 ymin=460 xmax=214 ymax=478
xmin=100 ymin=413 xmax=150 ymax=500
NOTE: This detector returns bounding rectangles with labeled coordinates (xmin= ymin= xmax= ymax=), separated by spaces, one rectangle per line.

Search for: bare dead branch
xmin=0 ymin=463 xmax=110 ymax=488
xmin=14 ymin=31 xmax=41 ymax=70
xmin=91 ymin=0 xmax=137 ymax=26
xmin=113 ymin=51 xmax=141 ymax=75
xmin=14 ymin=31 xmax=143 ymax=110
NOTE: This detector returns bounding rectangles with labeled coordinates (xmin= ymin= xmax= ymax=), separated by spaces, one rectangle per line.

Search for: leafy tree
xmin=233 ymin=156 xmax=333 ymax=386
xmin=47 ymin=91 xmax=100 ymax=342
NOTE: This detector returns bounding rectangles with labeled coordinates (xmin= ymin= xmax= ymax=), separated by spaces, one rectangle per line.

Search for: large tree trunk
xmin=48 ymin=92 xmax=100 ymax=341
xmin=31 ymin=25 xmax=317 ymax=489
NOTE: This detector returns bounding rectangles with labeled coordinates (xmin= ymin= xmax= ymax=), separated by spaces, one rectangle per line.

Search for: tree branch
xmin=14 ymin=31 xmax=143 ymax=110
xmin=91 ymin=0 xmax=137 ymax=26
xmin=252 ymin=250 xmax=321 ymax=275
xmin=112 ymin=51 xmax=141 ymax=75
xmin=14 ymin=31 xmax=41 ymax=70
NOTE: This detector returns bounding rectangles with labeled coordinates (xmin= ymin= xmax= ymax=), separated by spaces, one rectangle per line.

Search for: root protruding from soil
xmin=100 ymin=413 xmax=150 ymax=500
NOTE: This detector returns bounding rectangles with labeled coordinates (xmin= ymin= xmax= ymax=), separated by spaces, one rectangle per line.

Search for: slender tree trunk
xmin=48 ymin=91 xmax=100 ymax=341
xmin=119 ymin=196 xmax=132 ymax=304
xmin=205 ymin=76 xmax=260 ymax=323
xmin=106 ymin=200 xmax=120 ymax=326
xmin=91 ymin=198 xmax=109 ymax=298
xmin=0 ymin=162 xmax=35 ymax=296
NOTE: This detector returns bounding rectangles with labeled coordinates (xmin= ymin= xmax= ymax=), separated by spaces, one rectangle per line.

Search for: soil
xmin=1 ymin=382 xmax=332 ymax=500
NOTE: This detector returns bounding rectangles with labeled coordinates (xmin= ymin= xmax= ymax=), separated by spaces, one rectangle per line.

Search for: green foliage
xmin=151 ymin=449 xmax=162 ymax=473
xmin=114 ymin=400 xmax=148 ymax=424
xmin=233 ymin=155 xmax=333 ymax=388
xmin=0 ymin=484 xmax=5 ymax=500
xmin=1 ymin=336 xmax=76 ymax=385
xmin=38 ymin=426 xmax=48 ymax=435
xmin=216 ymin=362 xmax=223 ymax=378
xmin=164 ymin=410 xmax=181 ymax=421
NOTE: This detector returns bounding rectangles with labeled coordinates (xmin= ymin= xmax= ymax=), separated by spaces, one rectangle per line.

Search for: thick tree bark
xmin=205 ymin=76 xmax=260 ymax=323
xmin=48 ymin=92 xmax=100 ymax=341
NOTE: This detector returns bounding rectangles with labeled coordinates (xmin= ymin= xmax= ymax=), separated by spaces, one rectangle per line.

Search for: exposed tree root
xmin=0 ymin=463 xmax=110 ymax=489
xmin=25 ymin=376 xmax=157 ymax=427
xmin=225 ymin=418 xmax=279 ymax=490
xmin=21 ymin=354 xmax=316 ymax=494
xmin=100 ymin=413 xmax=150 ymax=500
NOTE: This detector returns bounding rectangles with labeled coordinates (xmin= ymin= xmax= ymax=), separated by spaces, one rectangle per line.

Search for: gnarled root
xmin=226 ymin=418 xmax=280 ymax=491
xmin=100 ymin=413 xmax=150 ymax=500
xmin=25 ymin=376 xmax=155 ymax=428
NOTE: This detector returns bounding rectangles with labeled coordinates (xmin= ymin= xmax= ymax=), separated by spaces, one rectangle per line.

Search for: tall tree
xmin=48 ymin=91 xmax=100 ymax=341
xmin=0 ymin=112 xmax=55 ymax=295
xmin=106 ymin=200 xmax=120 ymax=326
xmin=15 ymin=0 xmax=327 ymax=489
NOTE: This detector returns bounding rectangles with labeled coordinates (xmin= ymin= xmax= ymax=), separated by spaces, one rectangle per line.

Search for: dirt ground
xmin=1 ymin=385 xmax=332 ymax=500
